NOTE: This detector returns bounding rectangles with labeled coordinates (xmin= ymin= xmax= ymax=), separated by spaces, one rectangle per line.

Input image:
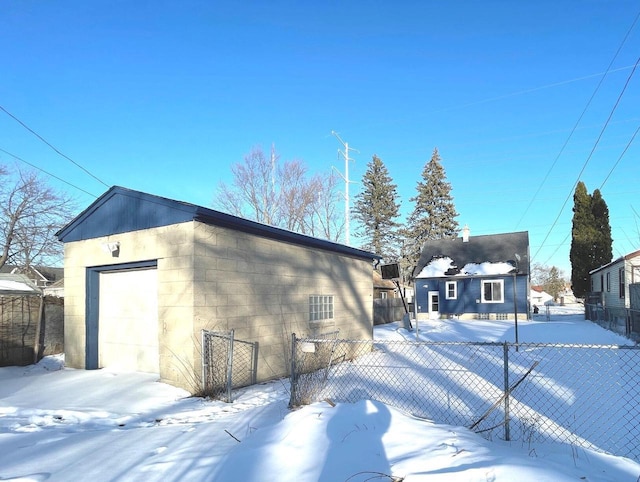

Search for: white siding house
xmin=589 ymin=249 xmax=640 ymax=311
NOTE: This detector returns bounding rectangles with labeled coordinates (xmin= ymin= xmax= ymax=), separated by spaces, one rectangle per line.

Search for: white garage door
xmin=98 ymin=268 xmax=159 ymax=373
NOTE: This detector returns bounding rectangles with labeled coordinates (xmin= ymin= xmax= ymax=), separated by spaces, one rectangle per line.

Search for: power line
xmin=0 ymin=104 xmax=109 ymax=188
xmin=447 ymin=64 xmax=639 ymax=113
xmin=599 ymin=123 xmax=640 ymax=190
xmin=0 ymin=146 xmax=99 ymax=198
xmin=516 ymin=6 xmax=640 ymax=229
xmin=531 ymin=56 xmax=640 ymax=264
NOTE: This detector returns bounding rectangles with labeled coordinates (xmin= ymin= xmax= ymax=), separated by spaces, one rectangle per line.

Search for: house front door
xmin=428 ymin=291 xmax=439 ymax=319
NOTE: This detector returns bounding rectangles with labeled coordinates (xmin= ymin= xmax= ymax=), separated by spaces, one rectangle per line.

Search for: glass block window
xmin=309 ymin=295 xmax=334 ymax=321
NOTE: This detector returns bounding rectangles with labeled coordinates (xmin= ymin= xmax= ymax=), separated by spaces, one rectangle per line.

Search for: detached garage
xmin=56 ymin=186 xmax=377 ymax=392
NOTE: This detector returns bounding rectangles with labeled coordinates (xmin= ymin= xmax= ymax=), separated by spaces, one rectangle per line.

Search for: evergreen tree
xmin=591 ymin=189 xmax=613 ymax=269
xmin=570 ymin=182 xmax=613 ymax=298
xmin=403 ymin=148 xmax=459 ymax=270
xmin=570 ymin=182 xmax=595 ymax=298
xmin=352 ymin=155 xmax=401 ymax=260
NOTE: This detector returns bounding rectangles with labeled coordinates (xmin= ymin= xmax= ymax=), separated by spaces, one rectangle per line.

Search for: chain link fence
xmin=201 ymin=329 xmax=258 ymax=402
xmin=585 ymin=303 xmax=640 ymax=340
xmin=289 ymin=335 xmax=640 ymax=462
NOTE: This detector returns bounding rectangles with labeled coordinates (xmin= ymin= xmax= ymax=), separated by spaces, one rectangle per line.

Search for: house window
xmin=606 ymin=272 xmax=610 ymax=292
xmin=445 ymin=281 xmax=457 ymax=300
xmin=309 ymin=295 xmax=334 ymax=321
xmin=380 ymin=291 xmax=388 ymax=300
xmin=481 ymin=279 xmax=504 ymax=303
xmin=619 ymin=268 xmax=625 ymax=299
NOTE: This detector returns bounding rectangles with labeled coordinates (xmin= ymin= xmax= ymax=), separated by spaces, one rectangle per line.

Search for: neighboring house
xmin=412 ymin=228 xmax=530 ymax=321
xmin=373 ymin=270 xmax=396 ymax=299
xmin=559 ymin=283 xmax=577 ymax=304
xmin=43 ymin=278 xmax=64 ymax=298
xmin=589 ymin=249 xmax=640 ymax=312
xmin=55 ymin=186 xmax=379 ymax=393
xmin=531 ymin=286 xmax=553 ymax=307
xmin=0 ymin=265 xmax=63 ymax=289
xmin=0 ymin=273 xmax=41 ymax=296
xmin=372 ymin=269 xmax=405 ymax=326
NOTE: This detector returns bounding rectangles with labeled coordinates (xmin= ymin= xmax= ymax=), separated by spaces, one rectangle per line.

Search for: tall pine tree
xmin=591 ymin=189 xmax=613 ymax=269
xmin=352 ymin=155 xmax=401 ymax=260
xmin=570 ymin=182 xmax=613 ymax=298
xmin=403 ymin=148 xmax=459 ymax=270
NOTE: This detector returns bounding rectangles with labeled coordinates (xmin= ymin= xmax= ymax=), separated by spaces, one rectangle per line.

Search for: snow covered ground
xmin=1 ymin=304 xmax=639 ymax=481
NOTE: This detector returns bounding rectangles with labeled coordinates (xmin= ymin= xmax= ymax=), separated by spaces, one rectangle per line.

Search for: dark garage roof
xmin=56 ymin=186 xmax=380 ymax=261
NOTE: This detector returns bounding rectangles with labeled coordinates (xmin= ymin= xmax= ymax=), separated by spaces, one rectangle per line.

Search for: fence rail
xmin=201 ymin=329 xmax=258 ymax=402
xmin=289 ymin=335 xmax=640 ymax=462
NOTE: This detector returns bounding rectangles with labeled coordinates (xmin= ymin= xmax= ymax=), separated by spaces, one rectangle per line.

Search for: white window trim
xmin=445 ymin=281 xmax=457 ymax=300
xmin=481 ymin=279 xmax=504 ymax=304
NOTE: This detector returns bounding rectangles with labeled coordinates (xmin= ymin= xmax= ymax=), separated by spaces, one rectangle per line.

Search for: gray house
xmin=56 ymin=186 xmax=378 ymax=392
xmin=589 ymin=249 xmax=640 ymax=308
xmin=413 ymin=228 xmax=530 ymax=320
xmin=588 ymin=249 xmax=640 ymax=335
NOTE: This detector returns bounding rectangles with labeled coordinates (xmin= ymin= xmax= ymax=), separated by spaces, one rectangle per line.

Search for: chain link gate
xmin=201 ymin=329 xmax=258 ymax=402
xmin=289 ymin=335 xmax=640 ymax=462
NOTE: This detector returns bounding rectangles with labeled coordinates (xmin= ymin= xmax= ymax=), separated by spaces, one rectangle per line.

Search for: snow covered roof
xmin=415 ymin=256 xmax=516 ymax=279
xmin=413 ymin=231 xmax=529 ymax=278
xmin=0 ymin=273 xmax=42 ymax=296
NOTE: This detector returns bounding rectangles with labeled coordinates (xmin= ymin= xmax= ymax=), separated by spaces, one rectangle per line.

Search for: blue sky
xmin=1 ymin=1 xmax=639 ymax=274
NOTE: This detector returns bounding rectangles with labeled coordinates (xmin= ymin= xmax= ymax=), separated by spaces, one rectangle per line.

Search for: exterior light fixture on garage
xmin=102 ymin=242 xmax=120 ymax=257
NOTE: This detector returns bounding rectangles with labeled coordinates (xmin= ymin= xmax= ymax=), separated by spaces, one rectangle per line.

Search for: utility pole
xmin=331 ymin=131 xmax=358 ymax=245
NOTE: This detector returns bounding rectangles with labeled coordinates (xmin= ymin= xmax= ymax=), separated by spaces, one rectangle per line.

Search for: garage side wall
xmin=63 ymin=222 xmax=197 ymax=390
xmin=192 ymin=222 xmax=373 ymax=382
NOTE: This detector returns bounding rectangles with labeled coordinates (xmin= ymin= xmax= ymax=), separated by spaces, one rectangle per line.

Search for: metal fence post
xmin=201 ymin=329 xmax=206 ymax=395
xmin=503 ymin=342 xmax=510 ymax=441
xmin=226 ymin=329 xmax=235 ymax=402
xmin=251 ymin=340 xmax=258 ymax=385
xmin=289 ymin=333 xmax=297 ymax=408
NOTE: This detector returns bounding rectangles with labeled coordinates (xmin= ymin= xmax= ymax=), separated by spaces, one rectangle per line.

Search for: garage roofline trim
xmin=57 ymin=186 xmax=381 ymax=262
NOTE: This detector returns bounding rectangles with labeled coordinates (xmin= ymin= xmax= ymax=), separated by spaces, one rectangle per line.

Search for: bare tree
xmin=216 ymin=145 xmax=278 ymax=224
xmin=215 ymin=145 xmax=343 ymax=242
xmin=306 ymin=171 xmax=344 ymax=242
xmin=531 ymin=262 xmax=567 ymax=301
xmin=275 ymin=158 xmax=317 ymax=233
xmin=0 ymin=167 xmax=76 ymax=269
xmin=530 ymin=262 xmax=548 ymax=286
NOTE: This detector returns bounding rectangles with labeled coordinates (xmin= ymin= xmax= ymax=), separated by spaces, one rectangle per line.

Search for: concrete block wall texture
xmin=192 ymin=222 xmax=373 ymax=384
xmin=64 ymin=219 xmax=374 ymax=393
xmin=63 ymin=222 xmax=198 ymax=390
